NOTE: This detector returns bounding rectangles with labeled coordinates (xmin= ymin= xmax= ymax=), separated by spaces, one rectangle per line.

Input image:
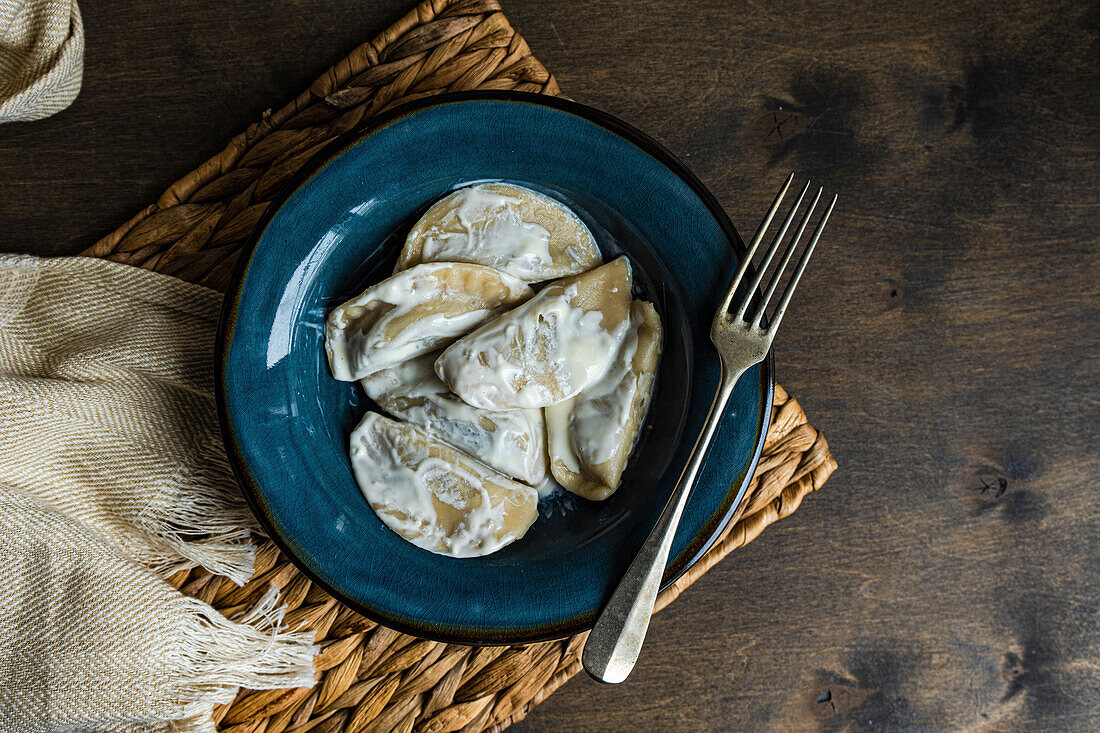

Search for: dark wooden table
xmin=2 ymin=0 xmax=1097 ymax=729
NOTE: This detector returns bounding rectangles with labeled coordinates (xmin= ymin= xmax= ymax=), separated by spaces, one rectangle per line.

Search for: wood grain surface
xmin=1 ymin=0 xmax=1097 ymax=730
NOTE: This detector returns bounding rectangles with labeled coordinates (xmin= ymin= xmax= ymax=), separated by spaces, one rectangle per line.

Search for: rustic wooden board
xmin=0 ymin=0 xmax=1097 ymax=730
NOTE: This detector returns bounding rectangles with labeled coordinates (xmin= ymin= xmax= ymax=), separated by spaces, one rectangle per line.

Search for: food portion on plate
xmin=349 ymin=412 xmax=539 ymax=557
xmin=325 ymin=261 xmax=532 ymax=381
xmin=361 ymin=352 xmax=548 ymax=485
xmin=394 ymin=182 xmax=602 ymax=282
xmin=330 ymin=184 xmax=663 ymax=557
xmin=436 ymin=256 xmax=633 ymax=410
xmin=545 ymin=301 xmax=663 ymax=501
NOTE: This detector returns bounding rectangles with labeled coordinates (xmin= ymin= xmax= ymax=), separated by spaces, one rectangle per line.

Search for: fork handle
xmin=582 ymin=365 xmax=744 ymax=683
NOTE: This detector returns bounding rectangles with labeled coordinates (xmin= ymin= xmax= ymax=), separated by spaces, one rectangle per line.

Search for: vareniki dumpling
xmin=395 ymin=183 xmax=603 ymax=282
xmin=545 ymin=301 xmax=663 ymax=501
xmin=349 ymin=412 xmax=539 ymax=557
xmin=435 ymin=257 xmax=633 ymax=410
xmin=361 ymin=352 xmax=548 ymax=485
xmin=325 ymin=262 xmax=532 ymax=381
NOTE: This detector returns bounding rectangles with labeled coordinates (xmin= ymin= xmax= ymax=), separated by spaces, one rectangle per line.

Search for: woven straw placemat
xmin=84 ymin=1 xmax=836 ymax=730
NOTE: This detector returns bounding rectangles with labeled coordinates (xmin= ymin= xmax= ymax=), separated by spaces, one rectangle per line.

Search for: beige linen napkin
xmin=0 ymin=254 xmax=258 ymax=584
xmin=0 ymin=255 xmax=317 ymax=731
xmin=0 ymin=0 xmax=83 ymax=123
xmin=0 ymin=483 xmax=315 ymax=733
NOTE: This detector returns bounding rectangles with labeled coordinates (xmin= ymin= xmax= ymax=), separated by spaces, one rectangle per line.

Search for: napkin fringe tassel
xmin=170 ymin=585 xmax=318 ymax=729
xmin=137 ymin=436 xmax=261 ymax=586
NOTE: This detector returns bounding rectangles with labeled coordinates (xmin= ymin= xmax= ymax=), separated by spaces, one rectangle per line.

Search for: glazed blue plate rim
xmin=216 ymin=90 xmax=774 ymax=645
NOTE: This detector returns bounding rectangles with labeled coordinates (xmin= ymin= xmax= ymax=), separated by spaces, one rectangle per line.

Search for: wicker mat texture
xmin=82 ymin=1 xmax=837 ymax=731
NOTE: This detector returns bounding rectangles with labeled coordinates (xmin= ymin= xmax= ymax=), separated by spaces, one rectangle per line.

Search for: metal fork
xmin=582 ymin=173 xmax=837 ymax=684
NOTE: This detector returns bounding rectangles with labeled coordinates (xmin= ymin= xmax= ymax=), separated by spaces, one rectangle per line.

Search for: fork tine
xmin=734 ymin=179 xmax=811 ymax=320
xmin=766 ymin=194 xmax=837 ymax=337
xmin=751 ymin=186 xmax=823 ymax=328
xmin=716 ymin=172 xmax=794 ymax=315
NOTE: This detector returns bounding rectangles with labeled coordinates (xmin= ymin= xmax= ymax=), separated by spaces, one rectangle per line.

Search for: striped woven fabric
xmin=0 ymin=0 xmax=83 ymax=124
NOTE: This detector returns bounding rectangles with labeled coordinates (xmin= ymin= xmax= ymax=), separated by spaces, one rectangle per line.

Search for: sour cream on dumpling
xmin=395 ymin=183 xmax=602 ymax=282
xmin=545 ymin=300 xmax=663 ymax=501
xmin=325 ymin=262 xmax=531 ymax=381
xmin=435 ymin=257 xmax=633 ymax=410
xmin=361 ymin=352 xmax=547 ymax=485
xmin=349 ymin=412 xmax=538 ymax=557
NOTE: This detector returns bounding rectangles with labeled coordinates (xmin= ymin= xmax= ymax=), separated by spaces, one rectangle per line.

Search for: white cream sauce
xmin=348 ymin=412 xmax=538 ymax=558
xmin=533 ymin=474 xmax=564 ymax=500
xmin=401 ymin=183 xmax=602 ymax=282
xmin=435 ymin=280 xmax=629 ymax=410
xmin=419 ymin=186 xmax=554 ymax=280
xmin=325 ymin=262 xmax=531 ymax=381
xmin=546 ymin=318 xmax=648 ymax=472
xmin=361 ymin=352 xmax=548 ymax=485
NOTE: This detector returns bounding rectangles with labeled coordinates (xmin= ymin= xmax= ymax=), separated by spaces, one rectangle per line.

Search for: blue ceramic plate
xmin=217 ymin=92 xmax=773 ymax=644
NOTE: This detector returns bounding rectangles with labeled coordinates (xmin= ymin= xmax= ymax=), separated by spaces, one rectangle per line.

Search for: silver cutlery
xmin=582 ymin=173 xmax=837 ymax=683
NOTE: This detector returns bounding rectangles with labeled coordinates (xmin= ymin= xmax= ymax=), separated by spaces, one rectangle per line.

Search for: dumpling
xmin=325 ymin=262 xmax=532 ymax=381
xmin=361 ymin=352 xmax=548 ymax=485
xmin=349 ymin=412 xmax=538 ymax=557
xmin=545 ymin=301 xmax=663 ymax=501
xmin=395 ymin=183 xmax=602 ymax=282
xmin=435 ymin=257 xmax=633 ymax=410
